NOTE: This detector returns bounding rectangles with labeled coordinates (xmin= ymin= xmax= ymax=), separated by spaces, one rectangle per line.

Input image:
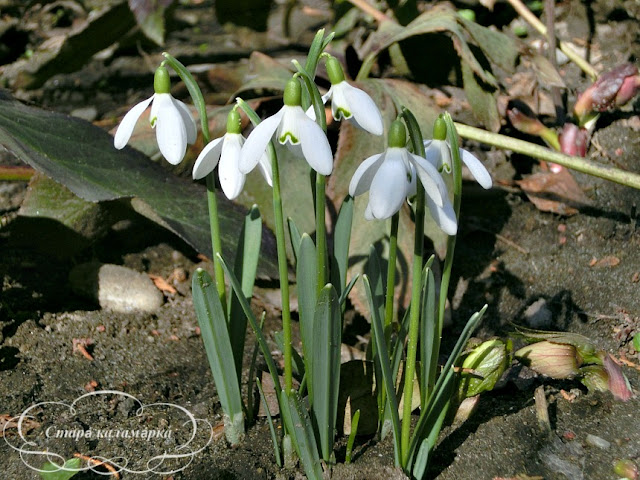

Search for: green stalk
xmin=162 ymin=52 xmax=226 ymax=307
xmin=399 ymin=109 xmax=427 ymax=467
xmin=432 ymin=114 xmax=463 ymax=390
xmin=315 ymin=173 xmax=328 ymax=292
xmin=455 ymin=122 xmax=640 ymax=190
xmin=384 ymin=213 xmax=400 ymax=331
xmin=237 ymin=98 xmax=293 ymax=392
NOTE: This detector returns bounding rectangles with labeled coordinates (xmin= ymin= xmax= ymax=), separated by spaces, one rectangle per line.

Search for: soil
xmin=1 ymin=1 xmax=639 ymax=479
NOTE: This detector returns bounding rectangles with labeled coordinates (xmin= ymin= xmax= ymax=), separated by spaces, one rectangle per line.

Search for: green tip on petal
xmin=226 ymin=109 xmax=242 ymax=134
xmin=154 ymin=66 xmax=171 ymax=94
xmin=388 ymin=120 xmax=407 ymax=148
xmin=433 ymin=116 xmax=447 ymax=141
xmin=283 ymin=78 xmax=302 ymax=106
xmin=326 ymin=56 xmax=346 ymax=85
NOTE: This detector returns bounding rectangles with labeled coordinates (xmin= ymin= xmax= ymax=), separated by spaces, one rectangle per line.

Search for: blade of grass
xmin=345 ymin=409 xmax=360 ymax=464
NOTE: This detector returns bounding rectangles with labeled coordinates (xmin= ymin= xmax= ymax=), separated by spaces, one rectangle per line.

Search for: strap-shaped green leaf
xmin=331 ymin=195 xmax=354 ymax=299
xmin=192 ymin=268 xmax=244 ymax=445
xmin=297 ymin=233 xmax=317 ymax=400
xmin=311 ymin=284 xmax=341 ymax=461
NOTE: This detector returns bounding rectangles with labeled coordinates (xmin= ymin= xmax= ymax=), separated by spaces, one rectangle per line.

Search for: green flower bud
xmin=515 ymin=341 xmax=582 ymax=379
xmin=226 ymin=109 xmax=242 ymax=134
xmin=284 ymin=78 xmax=302 ymax=107
xmin=433 ymin=116 xmax=447 ymax=141
xmin=459 ymin=339 xmax=509 ymax=398
xmin=326 ymin=56 xmax=346 ymax=85
xmin=388 ymin=120 xmax=407 ymax=148
xmin=613 ymin=459 xmax=638 ymax=480
xmin=154 ymin=66 xmax=171 ymax=94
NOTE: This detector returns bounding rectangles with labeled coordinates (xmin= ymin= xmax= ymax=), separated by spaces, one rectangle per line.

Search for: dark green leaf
xmin=39 ymin=457 xmax=81 ymax=480
xmin=0 ymin=92 xmax=278 ymax=278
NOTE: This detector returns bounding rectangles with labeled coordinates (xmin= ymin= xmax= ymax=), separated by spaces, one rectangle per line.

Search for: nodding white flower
xmin=114 ymin=66 xmax=196 ymax=165
xmin=240 ymin=78 xmax=333 ymax=176
xmin=423 ymin=120 xmax=492 ymax=189
xmin=193 ymin=110 xmax=273 ymax=200
xmin=349 ymin=120 xmax=455 ymax=235
xmin=313 ymin=56 xmax=383 ymax=136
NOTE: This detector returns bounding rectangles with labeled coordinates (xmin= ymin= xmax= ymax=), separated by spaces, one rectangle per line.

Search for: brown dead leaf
xmin=0 ymin=414 xmax=40 ymax=437
xmin=589 ymin=255 xmax=621 ymax=268
xmin=149 ymin=274 xmax=177 ymax=294
xmin=516 ymin=169 xmax=590 ymax=216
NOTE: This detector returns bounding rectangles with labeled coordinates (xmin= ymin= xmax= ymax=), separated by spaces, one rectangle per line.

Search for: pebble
xmin=586 ymin=434 xmax=611 ymax=449
xmin=524 ymin=298 xmax=553 ymax=328
xmin=69 ymin=262 xmax=164 ymax=313
xmin=70 ymin=106 xmax=98 ymax=122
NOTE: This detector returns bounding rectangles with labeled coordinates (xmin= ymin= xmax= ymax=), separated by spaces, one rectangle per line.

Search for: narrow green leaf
xmin=311 ymin=284 xmax=341 ymax=461
xmin=39 ymin=457 xmax=81 ymax=480
xmin=420 ymin=267 xmax=436 ymax=404
xmin=364 ymin=275 xmax=402 ymax=465
xmin=279 ymin=390 xmax=324 ymax=480
xmin=366 ymin=245 xmax=386 ymax=331
xmin=408 ymin=306 xmax=487 ymax=462
xmin=274 ymin=331 xmax=305 ymax=377
xmin=217 ymin=255 xmax=281 ymax=393
xmin=345 ymin=409 xmax=360 ymax=464
xmin=331 ymin=195 xmax=354 ymax=299
xmin=256 ymin=377 xmax=282 ymax=467
xmin=287 ymin=217 xmax=302 ymax=264
xmin=297 ymin=234 xmax=318 ymax=399
xmin=228 ymin=205 xmax=262 ymax=378
xmin=192 ymin=269 xmax=244 ymax=445
xmin=338 ymin=275 xmax=359 ymax=307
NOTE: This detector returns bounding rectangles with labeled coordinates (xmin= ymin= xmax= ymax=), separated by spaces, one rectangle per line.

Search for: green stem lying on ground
xmin=455 ymin=122 xmax=640 ymax=190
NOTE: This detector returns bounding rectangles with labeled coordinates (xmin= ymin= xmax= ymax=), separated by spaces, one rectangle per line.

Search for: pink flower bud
xmin=558 ymin=123 xmax=588 ymax=157
xmin=515 ymin=341 xmax=582 ymax=379
xmin=574 ymin=63 xmax=640 ymax=120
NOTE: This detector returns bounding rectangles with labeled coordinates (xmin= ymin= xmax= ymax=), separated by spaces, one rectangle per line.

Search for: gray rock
xmin=70 ymin=262 xmax=164 ymax=313
xmin=524 ymin=298 xmax=553 ymax=328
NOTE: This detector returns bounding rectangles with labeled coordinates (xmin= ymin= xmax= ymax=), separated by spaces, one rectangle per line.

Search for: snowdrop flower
xmin=313 ymin=56 xmax=383 ymax=135
xmin=240 ymin=78 xmax=333 ymax=176
xmin=114 ymin=65 xmax=197 ymax=165
xmin=193 ymin=109 xmax=272 ymax=200
xmin=349 ymin=120 xmax=455 ymax=233
xmin=423 ymin=118 xmax=492 ymax=190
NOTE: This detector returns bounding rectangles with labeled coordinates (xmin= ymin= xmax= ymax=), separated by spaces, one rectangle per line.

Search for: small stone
xmin=70 ymin=106 xmax=98 ymax=122
xmin=69 ymin=262 xmax=164 ymax=313
xmin=524 ymin=298 xmax=553 ymax=328
xmin=586 ymin=433 xmax=611 ymax=449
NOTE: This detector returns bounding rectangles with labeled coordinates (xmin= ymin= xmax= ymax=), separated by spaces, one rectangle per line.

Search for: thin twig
xmin=74 ymin=453 xmax=120 ymax=479
xmin=506 ymin=0 xmax=598 ymax=79
xmin=345 ymin=0 xmax=391 ymax=23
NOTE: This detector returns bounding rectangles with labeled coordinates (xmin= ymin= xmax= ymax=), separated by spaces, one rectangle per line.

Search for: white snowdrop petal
xmin=257 ymin=152 xmax=273 ymax=186
xmin=114 ymin=95 xmax=154 ymax=149
xmin=409 ymin=153 xmax=445 ymax=207
xmin=193 ymin=136 xmax=224 ymax=179
xmin=348 ymin=153 xmax=384 ymax=197
xmin=297 ymin=110 xmax=334 ymax=175
xmin=173 ymin=98 xmax=198 ymax=144
xmin=461 ymin=148 xmax=492 ymax=189
xmin=368 ymin=156 xmax=410 ymax=219
xmin=341 ymin=83 xmax=383 ymax=135
xmin=427 ymin=196 xmax=458 ymax=236
xmin=240 ymin=108 xmax=284 ymax=174
xmin=155 ymin=95 xmax=187 ymax=165
xmin=218 ymin=134 xmax=245 ymax=199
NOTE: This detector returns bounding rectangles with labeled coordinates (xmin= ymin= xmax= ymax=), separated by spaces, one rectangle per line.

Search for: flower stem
xmin=454 ymin=122 xmax=640 ymax=190
xmin=432 ymin=114 xmax=463 ymax=390
xmin=271 ymin=144 xmax=294 ymax=393
xmin=504 ymin=0 xmax=597 ymax=79
xmin=162 ymin=52 xmax=227 ymax=308
xmin=399 ymin=109 xmax=426 ymax=467
xmin=316 ymin=173 xmax=328 ymax=293
xmin=384 ymin=213 xmax=400 ymax=332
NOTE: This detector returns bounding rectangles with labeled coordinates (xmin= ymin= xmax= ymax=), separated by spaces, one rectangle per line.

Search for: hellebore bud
xmin=574 ymin=63 xmax=640 ymax=123
xmin=602 ymin=353 xmax=633 ymax=401
xmin=507 ymin=106 xmax=561 ymax=151
xmin=558 ymin=123 xmax=589 ymax=157
xmin=515 ymin=341 xmax=582 ymax=379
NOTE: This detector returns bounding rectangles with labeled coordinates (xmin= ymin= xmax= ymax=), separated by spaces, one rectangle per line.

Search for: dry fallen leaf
xmin=589 ymin=255 xmax=621 ymax=268
xmin=516 ymin=169 xmax=591 ymax=216
xmin=149 ymin=274 xmax=177 ymax=294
